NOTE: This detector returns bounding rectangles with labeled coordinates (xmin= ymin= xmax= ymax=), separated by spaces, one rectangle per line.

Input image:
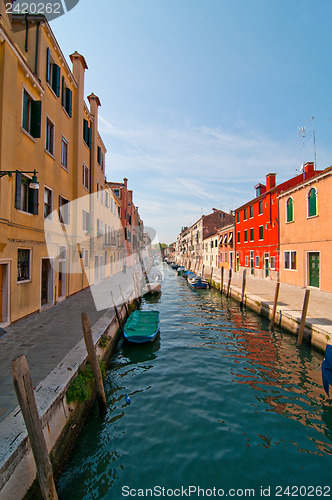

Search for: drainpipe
xmin=34 ymin=21 xmax=40 ymax=75
xmin=24 ymin=13 xmax=29 ymax=52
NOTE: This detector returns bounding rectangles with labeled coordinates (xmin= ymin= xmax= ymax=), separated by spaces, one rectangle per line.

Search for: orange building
xmin=279 ymin=166 xmax=332 ymax=291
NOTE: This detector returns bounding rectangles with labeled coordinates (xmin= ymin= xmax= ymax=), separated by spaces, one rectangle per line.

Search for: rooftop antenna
xmin=298 ymin=126 xmax=306 ymax=169
xmin=300 ymin=116 xmax=316 ymax=168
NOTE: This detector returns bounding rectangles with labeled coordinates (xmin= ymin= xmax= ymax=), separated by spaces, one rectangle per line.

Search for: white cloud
xmin=99 ymin=115 xmax=307 ymax=242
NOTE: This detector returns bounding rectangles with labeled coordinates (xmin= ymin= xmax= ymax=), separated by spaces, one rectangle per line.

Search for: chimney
xmin=304 ymin=162 xmax=314 ymax=174
xmin=123 ymin=177 xmax=128 ymax=189
xmin=266 ymin=173 xmax=276 ymax=191
xmin=69 ymin=51 xmax=88 ymax=86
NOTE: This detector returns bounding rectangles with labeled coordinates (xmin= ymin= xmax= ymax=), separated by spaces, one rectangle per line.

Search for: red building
xmin=234 ymin=162 xmax=323 ymax=280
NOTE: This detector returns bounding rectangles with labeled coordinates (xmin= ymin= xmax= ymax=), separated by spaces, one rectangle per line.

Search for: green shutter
xmin=28 ymin=187 xmax=39 ymax=215
xmin=61 ymin=76 xmax=65 ymax=107
xmin=97 ymin=146 xmax=101 ymax=164
xmin=83 ymin=119 xmax=88 ymax=144
xmin=287 ymin=198 xmax=293 ymax=222
xmin=22 ymin=91 xmax=28 ymax=130
xmin=46 ymin=47 xmax=50 ymax=82
xmin=308 ymin=189 xmax=317 ymax=217
xmin=30 ymin=100 xmax=41 ymax=138
xmin=15 ymin=171 xmax=22 ymax=210
xmin=52 ymin=64 xmax=61 ymax=97
xmin=88 ymin=126 xmax=91 ymax=149
xmin=66 ymin=88 xmax=72 ymax=117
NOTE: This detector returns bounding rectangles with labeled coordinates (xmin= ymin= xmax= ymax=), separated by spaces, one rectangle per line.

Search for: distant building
xmin=218 ymin=224 xmax=235 ymax=271
xmin=202 ymin=232 xmax=219 ymax=270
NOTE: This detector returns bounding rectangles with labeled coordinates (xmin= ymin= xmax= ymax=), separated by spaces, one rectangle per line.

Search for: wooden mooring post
xmin=220 ymin=266 xmax=224 ymax=294
xmin=240 ymin=269 xmax=247 ymax=309
xmin=202 ymin=264 xmax=205 ymax=278
xmin=111 ymin=291 xmax=123 ymax=332
xmin=269 ymin=281 xmax=280 ymax=331
xmin=138 ymin=251 xmax=151 ymax=292
xmin=209 ymin=267 xmax=213 ymax=286
xmin=119 ymin=285 xmax=129 ymax=317
xmin=81 ymin=312 xmax=107 ymax=414
xmin=226 ymin=268 xmax=232 ymax=298
xmin=297 ymin=289 xmax=310 ymax=346
xmin=12 ymin=355 xmax=58 ymax=500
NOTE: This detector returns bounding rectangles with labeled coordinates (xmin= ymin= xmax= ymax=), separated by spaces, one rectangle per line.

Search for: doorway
xmin=264 ymin=253 xmax=269 ymax=278
xmin=0 ymin=263 xmax=9 ymax=325
xmin=41 ymin=259 xmax=53 ymax=306
xmin=308 ymin=252 xmax=320 ymax=288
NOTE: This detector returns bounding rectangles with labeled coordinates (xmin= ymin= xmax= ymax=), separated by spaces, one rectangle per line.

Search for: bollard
xmin=240 ymin=269 xmax=247 ymax=309
xmin=226 ymin=268 xmax=232 ymax=298
xmin=297 ymin=289 xmax=310 ymax=346
xmin=111 ymin=291 xmax=123 ymax=332
xmin=269 ymin=281 xmax=280 ymax=331
xmin=81 ymin=312 xmax=107 ymax=414
xmin=12 ymin=355 xmax=58 ymax=500
xmin=119 ymin=285 xmax=129 ymax=317
xmin=220 ymin=266 xmax=224 ymax=295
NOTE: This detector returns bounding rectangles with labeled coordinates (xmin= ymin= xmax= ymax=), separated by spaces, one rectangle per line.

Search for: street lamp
xmin=0 ymin=169 xmax=39 ymax=189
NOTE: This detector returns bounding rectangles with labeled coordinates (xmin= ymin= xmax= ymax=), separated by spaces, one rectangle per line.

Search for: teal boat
xmin=123 ymin=310 xmax=160 ymax=343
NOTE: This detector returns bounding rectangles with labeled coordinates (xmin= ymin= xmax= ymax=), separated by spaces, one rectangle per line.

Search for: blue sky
xmin=52 ymin=0 xmax=332 ymax=243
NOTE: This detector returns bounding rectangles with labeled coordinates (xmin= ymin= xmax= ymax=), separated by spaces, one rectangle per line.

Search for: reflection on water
xmin=58 ymin=265 xmax=332 ymax=500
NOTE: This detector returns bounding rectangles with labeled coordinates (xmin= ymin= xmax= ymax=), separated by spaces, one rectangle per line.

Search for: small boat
xmin=183 ymin=270 xmax=195 ymax=278
xmin=187 ymin=274 xmax=209 ymax=289
xmin=171 ymin=263 xmax=179 ymax=270
xmin=177 ymin=266 xmax=186 ymax=276
xmin=123 ymin=310 xmax=160 ymax=343
xmin=142 ymin=281 xmax=162 ymax=295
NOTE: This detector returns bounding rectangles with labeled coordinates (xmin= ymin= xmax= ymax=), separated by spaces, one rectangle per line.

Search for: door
xmin=230 ymin=252 xmax=233 ymax=270
xmin=41 ymin=260 xmax=48 ymax=305
xmin=264 ymin=253 xmax=269 ymax=278
xmin=58 ymin=261 xmax=66 ymax=298
xmin=236 ymin=253 xmax=240 ymax=272
xmin=0 ymin=265 xmax=2 ymax=322
xmin=309 ymin=252 xmax=320 ymax=287
xmin=250 ymin=251 xmax=254 ymax=275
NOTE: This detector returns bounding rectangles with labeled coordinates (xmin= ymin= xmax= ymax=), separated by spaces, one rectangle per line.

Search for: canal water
xmin=58 ymin=265 xmax=332 ymax=499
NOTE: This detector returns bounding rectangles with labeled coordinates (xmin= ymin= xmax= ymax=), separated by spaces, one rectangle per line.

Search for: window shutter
xmin=61 ymin=76 xmax=65 ymax=107
xmin=52 ymin=64 xmax=61 ymax=97
xmin=22 ymin=91 xmax=28 ymax=129
xmin=46 ymin=47 xmax=50 ymax=82
xmin=83 ymin=119 xmax=88 ymax=144
xmin=88 ymin=126 xmax=91 ymax=149
xmin=28 ymin=187 xmax=39 ymax=215
xmin=66 ymin=88 xmax=72 ymax=117
xmin=97 ymin=146 xmax=101 ymax=164
xmin=15 ymin=171 xmax=22 ymax=210
xmin=30 ymin=100 xmax=42 ymax=138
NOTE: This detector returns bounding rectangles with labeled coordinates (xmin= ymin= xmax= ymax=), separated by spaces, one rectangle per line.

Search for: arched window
xmin=308 ymin=188 xmax=317 ymax=217
xmin=286 ymin=197 xmax=294 ymax=222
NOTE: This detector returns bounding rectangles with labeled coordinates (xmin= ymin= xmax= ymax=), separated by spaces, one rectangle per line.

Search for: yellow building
xmin=0 ymin=6 xmax=124 ymax=324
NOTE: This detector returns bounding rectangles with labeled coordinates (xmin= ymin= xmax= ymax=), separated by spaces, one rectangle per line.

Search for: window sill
xmin=16 ymin=209 xmax=34 ymax=216
xmin=46 ymin=82 xmax=59 ymax=99
xmin=62 ymin=106 xmax=71 ymax=119
xmin=61 ymin=164 xmax=69 ymax=172
xmin=286 ymin=220 xmax=294 ymax=224
xmin=45 ymin=149 xmax=55 ymax=160
xmin=21 ymin=127 xmax=36 ymax=142
xmin=17 ymin=279 xmax=32 ymax=284
xmin=307 ymin=215 xmax=318 ymax=219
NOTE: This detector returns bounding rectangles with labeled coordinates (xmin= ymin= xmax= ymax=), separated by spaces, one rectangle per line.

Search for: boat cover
xmin=322 ymin=344 xmax=332 ymax=396
xmin=124 ymin=310 xmax=159 ymax=338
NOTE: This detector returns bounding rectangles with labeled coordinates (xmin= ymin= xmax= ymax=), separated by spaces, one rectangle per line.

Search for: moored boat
xmin=187 ymin=274 xmax=209 ymax=289
xmin=142 ymin=282 xmax=162 ymax=295
xmin=123 ymin=310 xmax=160 ymax=343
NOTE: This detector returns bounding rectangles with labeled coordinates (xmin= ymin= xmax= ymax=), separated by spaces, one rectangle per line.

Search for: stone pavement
xmin=208 ymin=267 xmax=332 ymax=339
xmin=0 ymin=269 xmax=136 ymax=423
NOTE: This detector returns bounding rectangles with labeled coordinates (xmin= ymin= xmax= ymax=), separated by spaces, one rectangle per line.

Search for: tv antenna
xmin=298 ymin=116 xmax=316 ymax=168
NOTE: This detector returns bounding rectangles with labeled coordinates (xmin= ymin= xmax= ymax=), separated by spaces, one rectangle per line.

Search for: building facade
xmin=279 ymin=166 xmax=332 ymax=292
xmin=218 ymin=224 xmax=235 ymax=271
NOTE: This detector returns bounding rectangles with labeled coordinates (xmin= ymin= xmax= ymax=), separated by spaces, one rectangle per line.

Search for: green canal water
xmin=58 ymin=265 xmax=332 ymax=499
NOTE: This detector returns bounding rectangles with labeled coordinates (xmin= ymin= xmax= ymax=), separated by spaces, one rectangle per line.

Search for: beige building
xmin=202 ymin=232 xmax=219 ymax=271
xmin=0 ymin=7 xmax=125 ymax=324
xmin=218 ymin=224 xmax=235 ymax=271
xmin=279 ymin=166 xmax=332 ymax=291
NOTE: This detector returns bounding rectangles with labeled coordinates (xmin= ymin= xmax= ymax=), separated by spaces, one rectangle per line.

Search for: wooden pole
xmin=119 ymin=285 xmax=129 ymax=317
xmin=297 ymin=289 xmax=310 ymax=346
xmin=111 ymin=291 xmax=123 ymax=332
xmin=220 ymin=266 xmax=224 ymax=294
xmin=226 ymin=268 xmax=232 ymax=298
xmin=240 ymin=269 xmax=247 ymax=309
xmin=138 ymin=251 xmax=151 ymax=292
xmin=269 ymin=281 xmax=280 ymax=331
xmin=202 ymin=264 xmax=205 ymax=278
xmin=210 ymin=267 xmax=213 ymax=286
xmin=188 ymin=259 xmax=191 ymax=271
xmin=81 ymin=312 xmax=107 ymax=414
xmin=12 ymin=355 xmax=58 ymax=500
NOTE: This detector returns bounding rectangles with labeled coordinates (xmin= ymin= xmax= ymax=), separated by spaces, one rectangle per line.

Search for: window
xmin=225 ymin=253 xmax=227 ymax=263
xmin=308 ymin=188 xmax=317 ymax=217
xmin=250 ymin=205 xmax=253 ymax=218
xmin=258 ymin=200 xmax=263 ymax=215
xmin=284 ymin=251 xmax=297 ymax=270
xmin=244 ymin=208 xmax=247 ymax=220
xmin=82 ymin=210 xmax=89 ymax=231
xmin=59 ymin=195 xmax=70 ymax=224
xmin=114 ymin=188 xmax=120 ymax=197
xmin=215 ymin=239 xmax=218 ymax=247
xmin=255 ymin=256 xmax=259 ymax=267
xmin=105 ymin=191 xmax=110 ymax=208
xmin=220 ymin=252 xmax=223 ymax=262
xmin=237 ymin=212 xmax=240 ymax=223
xmin=83 ymin=119 xmax=91 ymax=148
xmin=97 ymin=219 xmax=103 ymax=237
xmin=237 ymin=232 xmax=240 ymax=243
xmin=96 ymin=182 xmax=99 ymax=199
xmin=244 ymin=229 xmax=248 ymax=242
xmin=61 ymin=137 xmax=68 ymax=169
xmin=97 ymin=146 xmax=104 ymax=170
xmin=61 ymin=76 xmax=72 ymax=117
xmin=259 ymin=225 xmax=263 ymax=240
xmin=250 ymin=228 xmax=254 ymax=241
xmin=44 ymin=187 xmax=53 ymax=218
xmin=22 ymin=90 xmax=41 ymax=138
xmin=17 ymin=249 xmax=31 ymax=282
xmin=46 ymin=118 xmax=54 ymax=156
xmin=82 ymin=164 xmax=89 ymax=190
xmin=245 ymin=255 xmax=249 ymax=266
xmin=286 ymin=197 xmax=294 ymax=222
xmin=270 ymin=256 xmax=275 ymax=269
xmin=100 ymin=186 xmax=104 ymax=204
xmin=82 ymin=248 xmax=89 ymax=268
xmin=15 ymin=173 xmax=38 ymax=214
xmin=111 ymin=198 xmax=113 ymax=212
xmin=46 ymin=48 xmax=61 ymax=97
